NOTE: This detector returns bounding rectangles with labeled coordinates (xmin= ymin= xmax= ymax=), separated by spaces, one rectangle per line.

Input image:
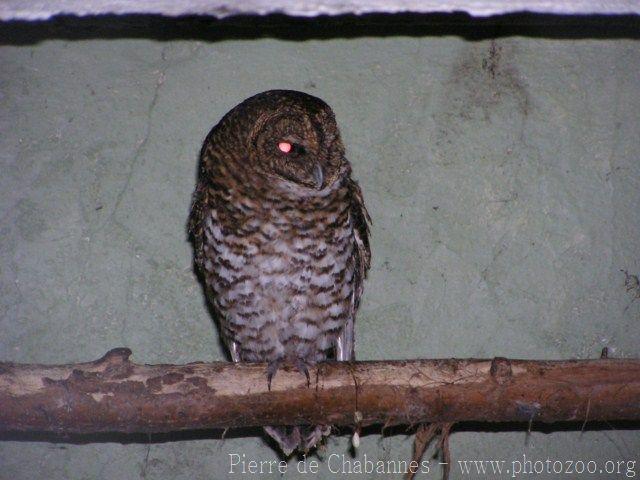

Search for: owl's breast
xmin=202 ymin=196 xmax=356 ymax=362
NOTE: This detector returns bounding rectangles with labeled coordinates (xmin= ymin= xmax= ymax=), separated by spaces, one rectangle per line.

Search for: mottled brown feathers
xmin=188 ymin=90 xmax=371 ymax=455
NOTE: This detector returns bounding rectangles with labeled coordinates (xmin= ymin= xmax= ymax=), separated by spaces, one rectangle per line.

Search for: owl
xmin=188 ymin=90 xmax=371 ymax=456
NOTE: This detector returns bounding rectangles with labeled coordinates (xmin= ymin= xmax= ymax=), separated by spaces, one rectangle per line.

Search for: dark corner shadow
xmin=1 ymin=12 xmax=639 ymax=45
xmin=2 ymin=421 xmax=639 ymax=445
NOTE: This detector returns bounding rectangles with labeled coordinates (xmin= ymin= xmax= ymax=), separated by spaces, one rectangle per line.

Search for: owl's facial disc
xmin=251 ymin=111 xmax=334 ymax=191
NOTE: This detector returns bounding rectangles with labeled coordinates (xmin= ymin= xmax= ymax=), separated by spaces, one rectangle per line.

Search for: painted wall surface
xmin=1 ymin=21 xmax=639 ymax=479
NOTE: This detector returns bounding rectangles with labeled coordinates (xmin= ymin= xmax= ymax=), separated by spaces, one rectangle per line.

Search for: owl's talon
xmin=267 ymin=359 xmax=283 ymax=391
xmin=295 ymin=358 xmax=311 ymax=387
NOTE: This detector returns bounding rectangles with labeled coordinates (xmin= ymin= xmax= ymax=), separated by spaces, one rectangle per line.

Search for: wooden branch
xmin=1 ymin=348 xmax=639 ymax=434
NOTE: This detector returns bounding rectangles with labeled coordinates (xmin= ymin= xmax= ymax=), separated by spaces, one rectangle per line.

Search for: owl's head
xmin=216 ymin=90 xmax=347 ymax=192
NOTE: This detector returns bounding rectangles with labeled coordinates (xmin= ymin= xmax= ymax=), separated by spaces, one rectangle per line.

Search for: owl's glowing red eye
xmin=278 ymin=141 xmax=292 ymax=153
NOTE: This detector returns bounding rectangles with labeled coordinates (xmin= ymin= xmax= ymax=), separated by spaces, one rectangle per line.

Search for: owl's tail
xmin=264 ymin=425 xmax=331 ymax=457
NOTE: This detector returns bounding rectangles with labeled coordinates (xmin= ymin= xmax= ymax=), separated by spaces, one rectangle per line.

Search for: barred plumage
xmin=189 ymin=90 xmax=370 ymax=455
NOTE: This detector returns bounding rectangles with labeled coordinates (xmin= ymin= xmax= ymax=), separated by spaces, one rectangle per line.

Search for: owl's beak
xmin=313 ymin=163 xmax=324 ymax=190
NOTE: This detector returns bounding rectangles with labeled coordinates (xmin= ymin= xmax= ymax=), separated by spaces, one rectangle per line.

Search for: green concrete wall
xmin=1 ymin=22 xmax=639 ymax=479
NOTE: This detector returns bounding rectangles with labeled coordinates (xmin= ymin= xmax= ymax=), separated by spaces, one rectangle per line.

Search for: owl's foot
xmin=266 ymin=358 xmax=313 ymax=390
xmin=266 ymin=358 xmax=283 ymax=391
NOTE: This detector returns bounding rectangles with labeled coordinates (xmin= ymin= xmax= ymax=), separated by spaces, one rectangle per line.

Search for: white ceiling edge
xmin=1 ymin=0 xmax=639 ymax=21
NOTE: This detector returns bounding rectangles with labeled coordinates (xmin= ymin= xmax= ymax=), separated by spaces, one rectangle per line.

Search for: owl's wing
xmin=188 ymin=177 xmax=241 ymax=363
xmin=188 ymin=180 xmax=208 ymax=272
xmin=336 ymin=178 xmax=371 ymax=361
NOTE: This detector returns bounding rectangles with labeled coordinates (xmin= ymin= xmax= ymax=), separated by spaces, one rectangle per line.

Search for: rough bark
xmin=1 ymin=348 xmax=639 ymax=434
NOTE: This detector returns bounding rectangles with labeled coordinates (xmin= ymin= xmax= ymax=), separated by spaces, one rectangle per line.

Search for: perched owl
xmin=188 ymin=90 xmax=371 ymax=456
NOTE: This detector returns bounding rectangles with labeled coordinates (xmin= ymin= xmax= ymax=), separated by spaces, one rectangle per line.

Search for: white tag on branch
xmin=352 ymin=430 xmax=360 ymax=448
xmin=352 ymin=410 xmax=363 ymax=449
